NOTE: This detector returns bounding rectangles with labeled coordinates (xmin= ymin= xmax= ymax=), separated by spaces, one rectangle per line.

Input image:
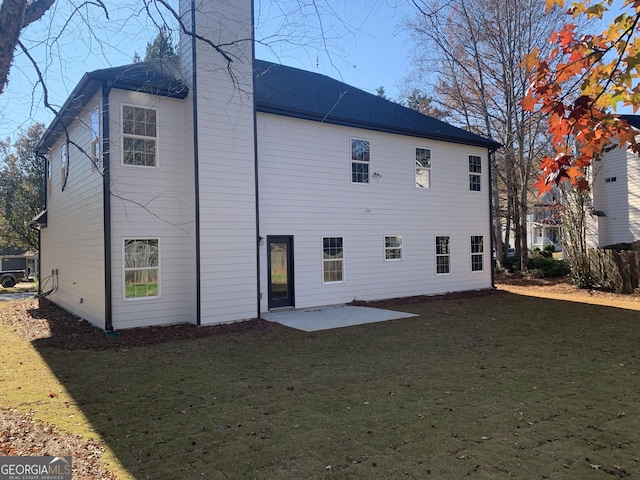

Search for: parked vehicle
xmin=0 ymin=270 xmax=26 ymax=288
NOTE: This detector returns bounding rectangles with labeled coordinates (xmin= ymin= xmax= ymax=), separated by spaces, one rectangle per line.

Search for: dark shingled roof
xmin=37 ymin=57 xmax=188 ymax=153
xmin=620 ymin=114 xmax=640 ymax=130
xmin=254 ymin=59 xmax=499 ymax=149
xmin=38 ymin=56 xmax=499 ymax=153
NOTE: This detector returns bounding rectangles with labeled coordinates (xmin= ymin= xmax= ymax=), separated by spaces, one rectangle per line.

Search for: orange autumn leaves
xmin=523 ymin=0 xmax=640 ymax=192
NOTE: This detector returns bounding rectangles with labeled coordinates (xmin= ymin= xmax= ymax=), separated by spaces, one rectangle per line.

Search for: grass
xmin=0 ymin=281 xmax=37 ymax=294
xmin=2 ymin=289 xmax=640 ymax=479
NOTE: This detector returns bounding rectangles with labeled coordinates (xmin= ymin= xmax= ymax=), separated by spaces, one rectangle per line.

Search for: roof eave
xmin=257 ymin=103 xmax=501 ymax=150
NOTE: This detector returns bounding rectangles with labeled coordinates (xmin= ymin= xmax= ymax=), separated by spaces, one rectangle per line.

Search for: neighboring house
xmin=32 ymin=0 xmax=499 ymax=331
xmin=1 ymin=248 xmax=38 ymax=279
xmin=527 ymin=192 xmax=563 ymax=252
xmin=590 ymin=114 xmax=640 ymax=247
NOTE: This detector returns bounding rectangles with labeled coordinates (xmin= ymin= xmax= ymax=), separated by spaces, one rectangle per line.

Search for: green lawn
xmin=2 ymin=289 xmax=640 ymax=479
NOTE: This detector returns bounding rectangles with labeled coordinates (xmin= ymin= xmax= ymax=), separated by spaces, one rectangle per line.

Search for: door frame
xmin=267 ymin=235 xmax=295 ymax=309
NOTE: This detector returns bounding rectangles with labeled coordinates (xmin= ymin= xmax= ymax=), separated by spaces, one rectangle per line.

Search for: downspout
xmin=488 ymin=147 xmax=496 ymax=289
xmin=251 ymin=0 xmax=261 ymax=319
xmin=191 ymin=0 xmax=202 ymax=326
xmin=35 ymin=151 xmax=47 ymax=299
xmin=102 ymin=83 xmax=113 ymax=331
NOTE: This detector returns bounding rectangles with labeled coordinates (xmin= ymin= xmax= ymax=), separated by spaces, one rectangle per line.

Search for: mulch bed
xmin=1 ymin=298 xmax=275 ymax=351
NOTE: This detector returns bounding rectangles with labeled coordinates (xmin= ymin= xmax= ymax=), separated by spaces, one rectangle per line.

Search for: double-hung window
xmin=415 ymin=147 xmax=431 ymax=188
xmin=124 ymin=239 xmax=159 ymax=299
xmin=385 ymin=235 xmax=402 ymax=261
xmin=323 ymin=237 xmax=344 ymax=283
xmin=123 ymin=105 xmax=157 ymax=167
xmin=435 ymin=236 xmax=450 ymax=274
xmin=351 ymin=138 xmax=370 ymax=184
xmin=471 ymin=236 xmax=484 ymax=272
xmin=469 ymin=155 xmax=482 ymax=191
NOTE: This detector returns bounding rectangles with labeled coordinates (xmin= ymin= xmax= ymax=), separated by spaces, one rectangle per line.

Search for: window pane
xmin=436 ymin=256 xmax=450 ymax=274
xmin=351 ymin=139 xmax=370 ymax=162
xmin=416 ymin=148 xmax=431 ymax=168
xmin=470 ymin=175 xmax=481 ymax=191
xmin=469 ymin=155 xmax=482 ymax=173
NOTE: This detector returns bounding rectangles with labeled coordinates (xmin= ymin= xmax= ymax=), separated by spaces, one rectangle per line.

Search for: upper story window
xmin=471 ymin=236 xmax=484 ymax=272
xmin=469 ymin=155 xmax=482 ymax=191
xmin=415 ymin=147 xmax=431 ymax=188
xmin=385 ymin=235 xmax=402 ymax=261
xmin=351 ymin=138 xmax=370 ymax=184
xmin=123 ymin=105 xmax=157 ymax=167
xmin=91 ymin=106 xmax=101 ymax=170
xmin=46 ymin=156 xmax=51 ymax=197
xmin=435 ymin=235 xmax=450 ymax=275
xmin=60 ymin=143 xmax=68 ymax=190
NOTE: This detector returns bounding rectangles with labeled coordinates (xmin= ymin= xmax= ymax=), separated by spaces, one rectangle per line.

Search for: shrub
xmin=543 ymin=243 xmax=556 ymax=253
xmin=526 ymin=256 xmax=570 ymax=278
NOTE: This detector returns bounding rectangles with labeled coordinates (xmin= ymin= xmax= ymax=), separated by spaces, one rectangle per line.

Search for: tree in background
xmin=405 ymin=0 xmax=568 ymax=269
xmin=523 ymin=0 xmax=640 ymax=193
xmin=0 ymin=123 xmax=45 ymax=251
xmin=144 ymin=25 xmax=176 ymax=61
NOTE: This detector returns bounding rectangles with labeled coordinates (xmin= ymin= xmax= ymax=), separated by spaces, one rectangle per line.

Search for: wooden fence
xmin=588 ymin=249 xmax=640 ymax=293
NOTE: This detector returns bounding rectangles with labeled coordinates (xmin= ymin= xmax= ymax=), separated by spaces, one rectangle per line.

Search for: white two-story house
xmin=33 ymin=0 xmax=500 ymax=331
xmin=590 ymin=115 xmax=640 ymax=248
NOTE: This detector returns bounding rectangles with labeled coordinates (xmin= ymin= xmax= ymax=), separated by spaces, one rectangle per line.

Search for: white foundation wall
xmin=257 ymin=114 xmax=492 ymax=313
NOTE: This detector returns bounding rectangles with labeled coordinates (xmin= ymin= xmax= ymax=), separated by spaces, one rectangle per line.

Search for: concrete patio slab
xmin=261 ymin=305 xmax=418 ymax=332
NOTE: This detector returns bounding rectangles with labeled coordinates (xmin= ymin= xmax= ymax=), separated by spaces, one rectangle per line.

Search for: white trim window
xmin=351 ymin=138 xmax=370 ymax=184
xmin=469 ymin=155 xmax=482 ymax=192
xmin=323 ymin=236 xmax=344 ymax=283
xmin=124 ymin=238 xmax=160 ymax=299
xmin=471 ymin=236 xmax=484 ymax=272
xmin=60 ymin=143 xmax=68 ymax=190
xmin=435 ymin=235 xmax=450 ymax=275
xmin=122 ymin=105 xmax=157 ymax=167
xmin=47 ymin=155 xmax=52 ymax=197
xmin=415 ymin=147 xmax=431 ymax=188
xmin=91 ymin=106 xmax=101 ymax=171
xmin=385 ymin=235 xmax=402 ymax=261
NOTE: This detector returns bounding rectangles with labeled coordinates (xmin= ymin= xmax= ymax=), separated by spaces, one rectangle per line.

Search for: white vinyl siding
xmin=258 ymin=113 xmax=491 ymax=312
xmin=39 ymin=92 xmax=105 ymax=327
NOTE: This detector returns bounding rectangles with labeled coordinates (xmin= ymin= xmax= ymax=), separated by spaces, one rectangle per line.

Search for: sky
xmin=0 ymin=0 xmax=415 ymax=140
xmin=0 ymin=1 xmax=628 ymax=141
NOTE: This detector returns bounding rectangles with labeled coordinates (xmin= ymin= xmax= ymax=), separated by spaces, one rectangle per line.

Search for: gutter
xmin=102 ymin=83 xmax=113 ymax=331
xmin=488 ymin=147 xmax=497 ymax=289
xmin=251 ymin=0 xmax=261 ymax=319
xmin=190 ymin=0 xmax=202 ymax=326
